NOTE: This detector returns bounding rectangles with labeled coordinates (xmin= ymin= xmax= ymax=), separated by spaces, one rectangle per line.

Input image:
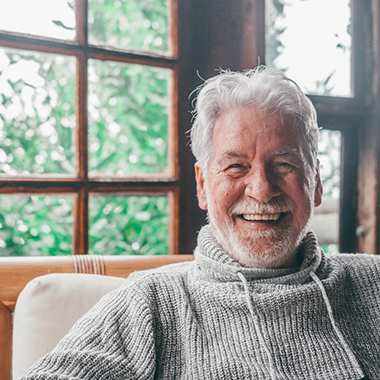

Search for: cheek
xmin=210 ymin=180 xmax=243 ymax=209
xmin=280 ymin=177 xmax=313 ymax=204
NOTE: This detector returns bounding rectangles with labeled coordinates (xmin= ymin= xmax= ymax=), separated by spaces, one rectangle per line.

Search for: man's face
xmin=195 ymin=107 xmax=322 ymax=268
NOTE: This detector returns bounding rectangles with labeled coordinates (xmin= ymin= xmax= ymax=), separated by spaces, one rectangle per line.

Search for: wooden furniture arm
xmin=0 ymin=254 xmax=193 ymax=380
xmin=0 ymin=254 xmax=193 ymax=312
xmin=0 ymin=300 xmax=12 ymax=379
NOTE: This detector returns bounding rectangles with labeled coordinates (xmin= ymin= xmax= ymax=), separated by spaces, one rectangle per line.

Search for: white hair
xmin=190 ymin=66 xmax=319 ymax=171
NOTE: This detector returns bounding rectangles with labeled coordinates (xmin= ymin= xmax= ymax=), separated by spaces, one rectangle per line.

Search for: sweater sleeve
xmin=19 ymin=276 xmax=156 ymax=380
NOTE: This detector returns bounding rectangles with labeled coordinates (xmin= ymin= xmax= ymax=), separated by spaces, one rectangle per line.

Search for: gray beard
xmin=210 ymin=217 xmax=311 ymax=268
xmin=207 ymin=197 xmax=313 ymax=268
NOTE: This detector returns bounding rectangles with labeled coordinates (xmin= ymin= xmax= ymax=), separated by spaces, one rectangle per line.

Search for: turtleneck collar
xmin=193 ymin=225 xmax=365 ymax=378
xmin=194 ymin=225 xmax=326 ymax=285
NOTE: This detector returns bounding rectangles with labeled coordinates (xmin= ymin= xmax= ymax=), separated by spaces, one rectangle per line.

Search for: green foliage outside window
xmin=0 ymin=49 xmax=76 ymax=176
xmin=89 ymin=0 xmax=169 ymax=52
xmin=0 ymin=196 xmax=74 ymax=256
xmin=88 ymin=60 xmax=170 ymax=176
xmin=89 ymin=196 xmax=169 ymax=255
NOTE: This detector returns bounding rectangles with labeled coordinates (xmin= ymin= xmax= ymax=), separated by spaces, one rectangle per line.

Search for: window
xmin=265 ymin=0 xmax=352 ymax=97
xmin=264 ymin=0 xmax=365 ymax=253
xmin=0 ymin=0 xmax=179 ymax=256
xmin=311 ymin=129 xmax=341 ymax=254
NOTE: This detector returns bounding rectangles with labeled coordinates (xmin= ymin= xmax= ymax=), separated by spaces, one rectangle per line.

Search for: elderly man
xmin=21 ymin=67 xmax=378 ymax=380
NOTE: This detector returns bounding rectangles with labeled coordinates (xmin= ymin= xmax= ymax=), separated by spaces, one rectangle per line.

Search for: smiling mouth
xmin=240 ymin=213 xmax=284 ymax=222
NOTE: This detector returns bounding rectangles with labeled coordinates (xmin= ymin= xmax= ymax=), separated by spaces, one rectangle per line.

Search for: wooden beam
xmin=0 ymin=301 xmax=12 ymax=380
xmin=357 ymin=0 xmax=380 ymax=254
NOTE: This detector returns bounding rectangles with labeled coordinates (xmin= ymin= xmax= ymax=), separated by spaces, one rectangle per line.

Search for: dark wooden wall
xmin=358 ymin=0 xmax=380 ymax=254
xmin=176 ymin=0 xmax=264 ymax=253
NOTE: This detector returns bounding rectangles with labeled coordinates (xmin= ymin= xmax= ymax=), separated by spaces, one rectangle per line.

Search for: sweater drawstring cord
xmin=309 ymin=270 xmax=364 ymax=376
xmin=237 ymin=272 xmax=279 ymax=380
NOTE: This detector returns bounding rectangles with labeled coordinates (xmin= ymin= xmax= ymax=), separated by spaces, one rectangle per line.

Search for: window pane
xmin=89 ymin=195 xmax=169 ymax=255
xmin=88 ymin=0 xmax=170 ymax=53
xmin=0 ymin=0 xmax=75 ymax=40
xmin=265 ymin=0 xmax=352 ymax=97
xmin=0 ymin=195 xmax=74 ymax=256
xmin=88 ymin=60 xmax=170 ymax=177
xmin=0 ymin=48 xmax=76 ymax=176
xmin=311 ymin=129 xmax=341 ymax=253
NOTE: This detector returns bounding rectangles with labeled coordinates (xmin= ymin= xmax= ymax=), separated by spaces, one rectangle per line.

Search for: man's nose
xmin=244 ymin=167 xmax=280 ymax=203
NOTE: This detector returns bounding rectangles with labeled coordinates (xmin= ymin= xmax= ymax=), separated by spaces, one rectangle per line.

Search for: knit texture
xmin=21 ymin=225 xmax=380 ymax=379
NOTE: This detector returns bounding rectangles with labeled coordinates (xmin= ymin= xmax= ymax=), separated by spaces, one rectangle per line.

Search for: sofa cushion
xmin=12 ymin=273 xmax=125 ymax=379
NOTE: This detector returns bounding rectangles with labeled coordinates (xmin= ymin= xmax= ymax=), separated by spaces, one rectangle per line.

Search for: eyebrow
xmin=273 ymin=148 xmax=302 ymax=160
xmin=216 ymin=152 xmax=247 ymax=165
xmin=216 ymin=149 xmax=304 ymax=166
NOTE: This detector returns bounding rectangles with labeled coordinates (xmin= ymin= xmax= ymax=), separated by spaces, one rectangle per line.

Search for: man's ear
xmin=195 ymin=163 xmax=208 ymax=210
xmin=314 ymin=160 xmax=323 ymax=207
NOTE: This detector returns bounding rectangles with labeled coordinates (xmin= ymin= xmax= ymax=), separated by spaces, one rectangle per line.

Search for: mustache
xmin=228 ymin=197 xmax=296 ymax=216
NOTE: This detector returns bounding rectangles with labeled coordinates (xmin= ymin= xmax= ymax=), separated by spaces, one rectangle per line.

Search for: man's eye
xmin=274 ymin=162 xmax=295 ymax=173
xmin=225 ymin=164 xmax=247 ymax=176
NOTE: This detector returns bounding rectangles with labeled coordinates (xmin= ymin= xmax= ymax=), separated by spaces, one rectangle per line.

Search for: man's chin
xmin=211 ymin=225 xmax=306 ymax=269
xmin=228 ymin=243 xmax=296 ymax=268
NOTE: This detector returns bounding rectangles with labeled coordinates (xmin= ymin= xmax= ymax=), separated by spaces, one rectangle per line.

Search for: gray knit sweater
xmin=21 ymin=226 xmax=380 ymax=379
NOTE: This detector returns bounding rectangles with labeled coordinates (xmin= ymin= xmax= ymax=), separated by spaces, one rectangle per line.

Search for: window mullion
xmin=73 ymin=54 xmax=89 ymax=254
xmin=73 ymin=0 xmax=89 ymax=254
xmin=169 ymin=0 xmax=178 ymax=57
xmin=73 ymin=188 xmax=89 ymax=254
xmin=76 ymin=0 xmax=88 ymax=47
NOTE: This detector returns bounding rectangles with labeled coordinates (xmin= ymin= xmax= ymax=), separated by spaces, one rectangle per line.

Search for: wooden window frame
xmin=258 ymin=0 xmax=373 ymax=253
xmin=0 ymin=0 xmax=181 ymax=255
xmin=307 ymin=0 xmax=372 ymax=253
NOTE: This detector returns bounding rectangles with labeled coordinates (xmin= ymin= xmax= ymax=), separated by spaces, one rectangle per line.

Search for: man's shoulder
xmin=328 ymin=252 xmax=380 ymax=276
xmin=329 ymin=252 xmax=380 ymax=264
xmin=92 ymin=260 xmax=194 ymax=311
xmin=126 ymin=259 xmax=195 ymax=288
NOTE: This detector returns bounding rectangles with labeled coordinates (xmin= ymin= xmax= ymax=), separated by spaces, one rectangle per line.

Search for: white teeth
xmin=242 ymin=213 xmax=281 ymax=221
